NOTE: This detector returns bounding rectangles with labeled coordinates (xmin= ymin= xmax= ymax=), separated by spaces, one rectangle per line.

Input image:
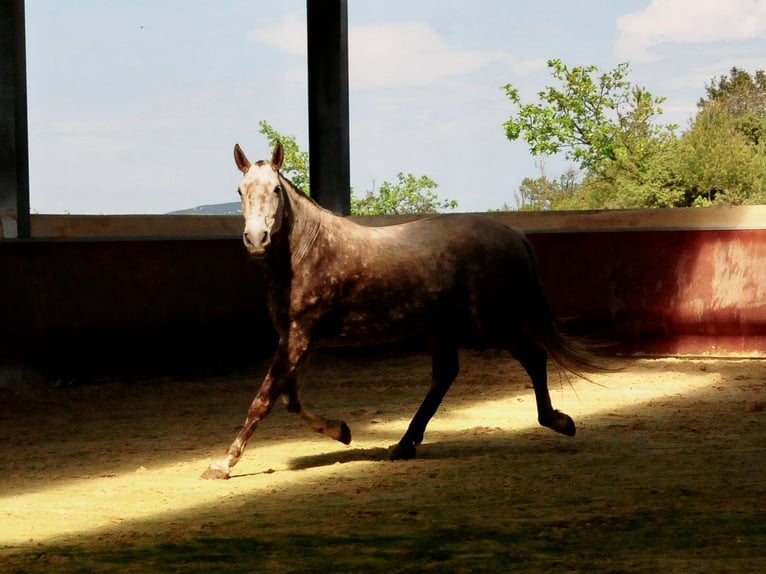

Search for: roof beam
xmin=0 ymin=0 xmax=30 ymax=239
xmin=306 ymin=0 xmax=351 ymax=216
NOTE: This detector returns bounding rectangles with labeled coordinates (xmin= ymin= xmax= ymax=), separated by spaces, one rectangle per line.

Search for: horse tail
xmin=519 ymin=236 xmax=611 ymax=377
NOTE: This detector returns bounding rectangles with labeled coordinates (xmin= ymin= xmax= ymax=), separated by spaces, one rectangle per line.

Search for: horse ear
xmin=234 ymin=144 xmax=251 ymax=174
xmin=271 ymin=141 xmax=284 ymax=170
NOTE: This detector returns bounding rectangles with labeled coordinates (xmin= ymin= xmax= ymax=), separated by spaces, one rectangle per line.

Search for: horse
xmin=201 ymin=142 xmax=602 ymax=480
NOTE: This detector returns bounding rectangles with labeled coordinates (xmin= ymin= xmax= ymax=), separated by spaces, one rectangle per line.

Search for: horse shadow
xmin=285 ymin=434 xmax=581 ymax=472
xmin=287 ymin=446 xmax=390 ymax=470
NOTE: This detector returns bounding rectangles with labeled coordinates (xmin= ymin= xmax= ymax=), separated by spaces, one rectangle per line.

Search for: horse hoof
xmin=200 ymin=465 xmax=231 ymax=480
xmin=540 ymin=411 xmax=576 ymax=437
xmin=325 ymin=420 xmax=352 ymax=444
xmin=339 ymin=422 xmax=352 ymax=445
xmin=387 ymin=442 xmax=416 ymax=461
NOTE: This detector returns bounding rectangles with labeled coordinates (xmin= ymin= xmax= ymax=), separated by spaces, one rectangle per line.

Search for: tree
xmin=699 ymin=67 xmax=766 ymax=118
xmin=698 ymin=67 xmax=766 ymax=147
xmin=258 ymin=121 xmax=311 ymax=192
xmin=256 ymin=121 xmax=457 ymax=215
xmin=502 ymin=59 xmax=684 ymax=209
xmin=654 ymin=68 xmax=766 ymax=207
xmin=515 ymin=166 xmax=581 ymax=210
xmin=674 ymin=100 xmax=766 ymax=206
xmin=502 ymin=61 xmax=766 ymax=210
xmin=503 ymin=60 xmax=676 ymax=176
xmin=351 ymin=173 xmax=457 ymax=215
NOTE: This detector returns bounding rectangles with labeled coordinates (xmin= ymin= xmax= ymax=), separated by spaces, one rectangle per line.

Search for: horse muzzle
xmin=243 ymin=227 xmax=271 ymax=257
xmin=247 ymin=248 xmax=267 ymax=259
xmin=244 ymin=241 xmax=268 ymax=258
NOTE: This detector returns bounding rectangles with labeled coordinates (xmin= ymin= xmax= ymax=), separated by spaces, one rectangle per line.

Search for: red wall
xmin=528 ymin=228 xmax=766 ymax=356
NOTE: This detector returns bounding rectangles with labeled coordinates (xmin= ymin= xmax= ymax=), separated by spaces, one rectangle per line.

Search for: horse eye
xmin=274 ymin=185 xmax=282 ymax=194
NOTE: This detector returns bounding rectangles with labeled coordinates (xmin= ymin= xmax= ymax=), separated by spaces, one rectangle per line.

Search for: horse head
xmin=234 ymin=142 xmax=286 ymax=257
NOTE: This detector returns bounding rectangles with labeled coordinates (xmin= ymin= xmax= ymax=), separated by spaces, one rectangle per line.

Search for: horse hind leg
xmin=282 ymin=380 xmax=352 ymax=445
xmin=511 ymin=336 xmax=576 ymax=436
xmin=388 ymin=342 xmax=459 ymax=460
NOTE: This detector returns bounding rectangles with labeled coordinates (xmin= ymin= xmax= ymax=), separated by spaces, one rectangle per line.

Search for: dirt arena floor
xmin=1 ymin=350 xmax=764 ymax=573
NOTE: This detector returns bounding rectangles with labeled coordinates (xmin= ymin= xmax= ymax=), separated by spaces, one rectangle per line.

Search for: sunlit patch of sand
xmin=1 ymin=358 xmax=738 ymax=547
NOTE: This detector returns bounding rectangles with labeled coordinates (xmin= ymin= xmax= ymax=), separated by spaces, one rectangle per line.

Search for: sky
xmin=24 ymin=0 xmax=766 ymax=214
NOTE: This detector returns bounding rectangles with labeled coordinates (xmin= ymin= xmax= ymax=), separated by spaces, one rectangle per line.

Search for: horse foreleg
xmin=200 ymin=374 xmax=283 ymax=480
xmin=201 ymin=338 xmax=306 ymax=480
xmin=389 ymin=343 xmax=459 ymax=460
xmin=281 ymin=383 xmax=352 ymax=444
xmin=514 ymin=340 xmax=576 ymax=436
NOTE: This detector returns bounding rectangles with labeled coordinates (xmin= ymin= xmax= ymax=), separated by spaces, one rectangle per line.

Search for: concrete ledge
xmin=28 ymin=214 xmax=243 ymax=240
xmin=12 ymin=205 xmax=766 ymax=240
xmin=491 ymin=205 xmax=766 ymax=232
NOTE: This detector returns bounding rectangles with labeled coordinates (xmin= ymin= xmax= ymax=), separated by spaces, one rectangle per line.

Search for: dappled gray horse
xmin=202 ymin=142 xmax=600 ymax=479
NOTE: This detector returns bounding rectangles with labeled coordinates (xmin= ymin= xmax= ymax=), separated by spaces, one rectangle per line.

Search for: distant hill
xmin=167 ymin=202 xmax=241 ymax=215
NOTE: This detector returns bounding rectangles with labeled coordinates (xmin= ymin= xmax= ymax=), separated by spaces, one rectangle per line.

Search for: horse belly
xmin=325 ymin=303 xmax=427 ymax=347
xmin=326 ymin=278 xmax=483 ymax=348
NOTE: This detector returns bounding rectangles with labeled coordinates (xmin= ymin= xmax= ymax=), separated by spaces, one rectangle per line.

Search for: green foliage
xmin=257 ymin=121 xmax=457 ymax=215
xmin=698 ymin=67 xmax=766 ymax=150
xmin=503 ymin=60 xmax=766 ymax=210
xmin=515 ymin=168 xmax=581 ymax=210
xmin=681 ymin=67 xmax=766 ymax=205
xmin=673 ymin=102 xmax=766 ymax=206
xmin=258 ymin=121 xmax=311 ymax=192
xmin=702 ymin=67 xmax=766 ymax=107
xmin=503 ymin=60 xmax=675 ymax=175
xmin=351 ymin=173 xmax=457 ymax=215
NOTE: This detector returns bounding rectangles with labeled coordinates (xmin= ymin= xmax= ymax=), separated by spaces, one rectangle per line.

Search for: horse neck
xmin=279 ymin=174 xmax=338 ymax=264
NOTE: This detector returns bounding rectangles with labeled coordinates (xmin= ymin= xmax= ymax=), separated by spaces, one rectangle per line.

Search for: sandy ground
xmin=0 ymin=350 xmax=764 ymax=572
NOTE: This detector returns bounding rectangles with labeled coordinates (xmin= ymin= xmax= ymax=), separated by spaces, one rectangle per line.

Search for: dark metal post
xmin=0 ymin=0 xmax=30 ymax=239
xmin=306 ymin=0 xmax=350 ymax=216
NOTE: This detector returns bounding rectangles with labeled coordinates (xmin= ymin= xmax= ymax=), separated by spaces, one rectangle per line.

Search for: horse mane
xmin=277 ymin=171 xmax=336 ymax=218
xmin=275 ymin=170 xmax=341 ymax=265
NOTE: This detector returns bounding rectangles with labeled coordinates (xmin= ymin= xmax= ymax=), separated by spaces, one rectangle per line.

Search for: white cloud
xmin=251 ymin=11 xmax=306 ymax=57
xmin=251 ymin=12 xmax=522 ymax=90
xmin=348 ymin=21 xmax=503 ymax=90
xmin=616 ymin=0 xmax=766 ymax=62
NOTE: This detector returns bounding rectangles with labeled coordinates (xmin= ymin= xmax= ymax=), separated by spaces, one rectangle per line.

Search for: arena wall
xmin=1 ymin=206 xmax=764 ymax=376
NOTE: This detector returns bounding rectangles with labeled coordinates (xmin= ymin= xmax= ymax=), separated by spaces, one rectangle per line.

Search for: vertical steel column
xmin=0 ymin=0 xmax=30 ymax=238
xmin=306 ymin=0 xmax=351 ymax=215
